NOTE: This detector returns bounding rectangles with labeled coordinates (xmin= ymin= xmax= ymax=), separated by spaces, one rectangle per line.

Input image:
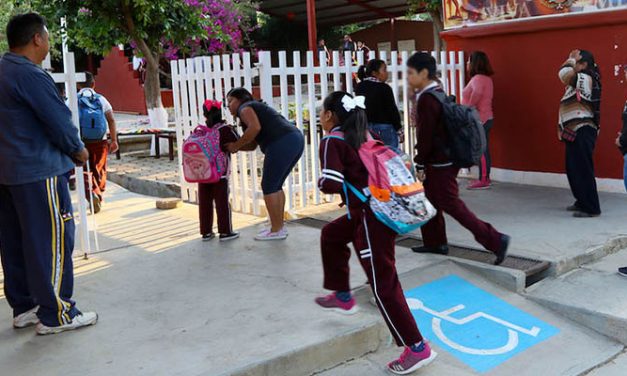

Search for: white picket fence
xmin=171 ymin=50 xmax=466 ymax=216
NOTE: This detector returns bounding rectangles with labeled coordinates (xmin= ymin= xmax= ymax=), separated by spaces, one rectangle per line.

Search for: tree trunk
xmin=143 ymin=53 xmax=168 ymax=129
xmin=429 ymin=8 xmax=447 ymax=54
xmin=121 ymin=2 xmax=168 ymax=128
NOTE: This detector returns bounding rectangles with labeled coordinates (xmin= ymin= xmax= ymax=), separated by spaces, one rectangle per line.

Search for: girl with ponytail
xmin=315 ymin=92 xmax=436 ymax=374
xmin=355 ymin=59 xmax=403 ymax=149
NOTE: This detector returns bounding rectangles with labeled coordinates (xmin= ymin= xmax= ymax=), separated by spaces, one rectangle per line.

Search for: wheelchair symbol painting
xmin=405 ymin=275 xmax=559 ymax=373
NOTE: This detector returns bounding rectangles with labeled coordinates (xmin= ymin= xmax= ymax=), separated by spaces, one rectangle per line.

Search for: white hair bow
xmin=341 ymin=95 xmax=366 ymax=112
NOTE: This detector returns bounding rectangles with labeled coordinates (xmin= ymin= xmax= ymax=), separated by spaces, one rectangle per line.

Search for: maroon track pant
xmin=198 ymin=179 xmax=232 ymax=235
xmin=73 ymin=140 xmax=108 ymax=201
xmin=85 ymin=141 xmax=109 ymax=195
xmin=421 ymin=165 xmax=502 ymax=252
xmin=321 ymin=207 xmax=423 ymax=347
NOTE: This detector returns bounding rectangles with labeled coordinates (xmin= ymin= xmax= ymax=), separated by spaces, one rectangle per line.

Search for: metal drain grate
xmin=292 ymin=217 xmax=331 ymax=230
xmin=293 ymin=217 xmax=551 ymax=286
xmin=395 ymin=236 xmax=550 ymax=278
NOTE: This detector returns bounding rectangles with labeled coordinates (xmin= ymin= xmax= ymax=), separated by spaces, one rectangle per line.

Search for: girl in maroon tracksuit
xmin=314 ymin=92 xmax=437 ymax=375
xmin=198 ymin=100 xmax=240 ymax=242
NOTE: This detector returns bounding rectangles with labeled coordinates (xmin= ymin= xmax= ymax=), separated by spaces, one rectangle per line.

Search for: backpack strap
xmin=78 ymin=90 xmax=103 ymax=110
xmin=424 ymin=88 xmax=447 ymax=104
xmin=322 ymin=135 xmax=345 ymax=141
xmin=345 ymin=181 xmax=368 ymax=202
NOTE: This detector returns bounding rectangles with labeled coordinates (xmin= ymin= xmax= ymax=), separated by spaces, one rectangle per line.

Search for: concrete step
xmin=526 ymin=248 xmax=627 ymax=345
xmin=586 ymin=350 xmax=627 ymax=376
xmin=318 ymin=261 xmax=623 ymax=376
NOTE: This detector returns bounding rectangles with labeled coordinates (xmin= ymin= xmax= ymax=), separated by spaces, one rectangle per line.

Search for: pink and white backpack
xmin=182 ymin=124 xmax=229 ymax=184
xmin=324 ymin=131 xmax=436 ymax=234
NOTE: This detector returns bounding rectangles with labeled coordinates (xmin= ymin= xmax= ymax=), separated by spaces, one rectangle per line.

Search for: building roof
xmin=259 ymin=0 xmax=414 ymax=26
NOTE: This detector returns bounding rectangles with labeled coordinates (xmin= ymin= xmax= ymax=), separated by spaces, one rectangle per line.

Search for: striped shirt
xmin=318 ymin=127 xmax=369 ymax=208
xmin=558 ymin=66 xmax=597 ymax=132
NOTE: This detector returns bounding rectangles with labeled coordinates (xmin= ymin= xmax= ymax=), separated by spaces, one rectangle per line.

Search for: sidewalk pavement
xmin=0 ymin=184 xmax=440 ymax=376
xmin=0 ymin=182 xmax=626 ymax=376
xmin=108 ymin=152 xmax=180 ymax=197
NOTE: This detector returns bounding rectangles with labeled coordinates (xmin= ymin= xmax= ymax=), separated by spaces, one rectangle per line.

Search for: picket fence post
xmin=173 ymin=49 xmax=465 ymax=217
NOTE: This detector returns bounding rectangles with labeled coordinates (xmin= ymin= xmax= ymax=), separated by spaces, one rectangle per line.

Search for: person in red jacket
xmin=407 ymin=52 xmax=510 ymax=265
xmin=198 ymin=99 xmax=240 ymax=242
xmin=315 ymin=91 xmax=437 ymax=375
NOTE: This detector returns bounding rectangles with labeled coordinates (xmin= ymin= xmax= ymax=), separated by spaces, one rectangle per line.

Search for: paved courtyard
xmin=0 ymin=181 xmax=625 ymax=376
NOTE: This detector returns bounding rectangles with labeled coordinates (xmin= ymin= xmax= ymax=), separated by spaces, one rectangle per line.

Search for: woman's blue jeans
xmin=368 ymin=123 xmax=399 ymax=149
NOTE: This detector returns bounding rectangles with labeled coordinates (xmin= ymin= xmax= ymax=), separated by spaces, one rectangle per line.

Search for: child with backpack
xmin=77 ymin=72 xmax=118 ymax=213
xmin=315 ymin=91 xmax=437 ymax=375
xmin=184 ymin=99 xmax=239 ymax=242
xmin=407 ymin=52 xmax=510 ymax=264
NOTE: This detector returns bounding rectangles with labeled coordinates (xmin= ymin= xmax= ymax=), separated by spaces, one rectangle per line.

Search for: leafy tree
xmin=409 ymin=0 xmax=446 ymax=53
xmin=39 ymin=0 xmax=256 ymax=126
xmin=0 ymin=1 xmax=39 ymax=53
xmin=0 ymin=2 xmax=14 ymax=53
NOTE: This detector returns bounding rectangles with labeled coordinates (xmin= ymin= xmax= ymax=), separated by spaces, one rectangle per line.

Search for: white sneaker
xmin=13 ymin=306 xmax=39 ymax=329
xmin=36 ymin=311 xmax=98 ymax=335
xmin=254 ymin=227 xmax=288 ymax=241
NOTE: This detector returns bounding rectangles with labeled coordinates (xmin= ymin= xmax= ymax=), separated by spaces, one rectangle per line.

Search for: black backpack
xmin=426 ymin=90 xmax=486 ymax=168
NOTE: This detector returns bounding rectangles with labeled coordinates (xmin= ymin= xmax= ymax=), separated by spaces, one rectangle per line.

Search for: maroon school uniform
xmin=198 ymin=123 xmax=239 ymax=235
xmin=414 ymin=84 xmax=502 ymax=251
xmin=318 ymin=127 xmax=423 ymax=347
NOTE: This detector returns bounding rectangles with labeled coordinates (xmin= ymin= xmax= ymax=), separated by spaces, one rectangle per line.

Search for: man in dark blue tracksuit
xmin=0 ymin=13 xmax=98 ymax=334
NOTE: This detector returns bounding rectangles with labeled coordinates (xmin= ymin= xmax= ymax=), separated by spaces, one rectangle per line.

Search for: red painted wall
xmin=443 ymin=10 xmax=627 ymax=179
xmin=95 ymin=47 xmax=147 ymax=114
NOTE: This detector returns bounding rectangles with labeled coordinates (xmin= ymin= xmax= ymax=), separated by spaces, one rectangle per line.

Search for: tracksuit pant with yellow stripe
xmin=0 ymin=174 xmax=80 ymax=327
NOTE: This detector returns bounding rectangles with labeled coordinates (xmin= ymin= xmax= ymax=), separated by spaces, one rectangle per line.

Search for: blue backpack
xmin=78 ymin=90 xmax=108 ymax=141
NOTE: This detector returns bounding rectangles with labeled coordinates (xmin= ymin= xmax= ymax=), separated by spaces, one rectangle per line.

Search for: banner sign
xmin=443 ymin=0 xmax=627 ymax=29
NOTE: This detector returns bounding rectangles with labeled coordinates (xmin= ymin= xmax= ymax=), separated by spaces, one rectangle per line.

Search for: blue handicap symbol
xmin=404 ymin=275 xmax=559 ymax=373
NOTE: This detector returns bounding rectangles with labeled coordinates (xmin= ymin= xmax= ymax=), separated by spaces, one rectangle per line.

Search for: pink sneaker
xmin=388 ymin=343 xmax=437 ymax=375
xmin=315 ymin=292 xmax=359 ymax=315
xmin=255 ymin=227 xmax=288 ymax=241
xmin=467 ymin=179 xmax=491 ymax=190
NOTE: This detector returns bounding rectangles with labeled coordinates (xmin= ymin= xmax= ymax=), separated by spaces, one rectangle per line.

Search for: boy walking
xmin=78 ymin=72 xmax=118 ymax=213
xmin=406 ymin=52 xmax=510 ymax=265
xmin=0 ymin=13 xmax=98 ymax=334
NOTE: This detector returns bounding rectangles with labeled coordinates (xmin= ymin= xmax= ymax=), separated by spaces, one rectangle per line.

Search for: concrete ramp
xmin=321 ymin=261 xmax=623 ymax=376
xmin=526 ymin=248 xmax=627 ymax=345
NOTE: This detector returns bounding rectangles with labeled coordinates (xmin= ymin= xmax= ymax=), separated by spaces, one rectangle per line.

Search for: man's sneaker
xmin=494 ymin=234 xmax=511 ymax=265
xmin=467 ymin=179 xmax=491 ymax=190
xmin=13 ymin=307 xmax=39 ymax=329
xmin=315 ymin=292 xmax=359 ymax=315
xmin=618 ymin=267 xmax=627 ymax=278
xmin=202 ymin=233 xmax=216 ymax=241
xmin=36 ymin=311 xmax=98 ymax=335
xmin=255 ymin=227 xmax=288 ymax=241
xmin=219 ymin=232 xmax=240 ymax=242
xmin=566 ymin=204 xmax=580 ymax=212
xmin=412 ymin=245 xmax=449 ymax=255
xmin=388 ymin=343 xmax=438 ymax=375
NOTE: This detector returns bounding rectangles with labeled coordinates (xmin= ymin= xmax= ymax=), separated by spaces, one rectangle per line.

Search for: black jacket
xmin=355 ymin=80 xmax=402 ymax=131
